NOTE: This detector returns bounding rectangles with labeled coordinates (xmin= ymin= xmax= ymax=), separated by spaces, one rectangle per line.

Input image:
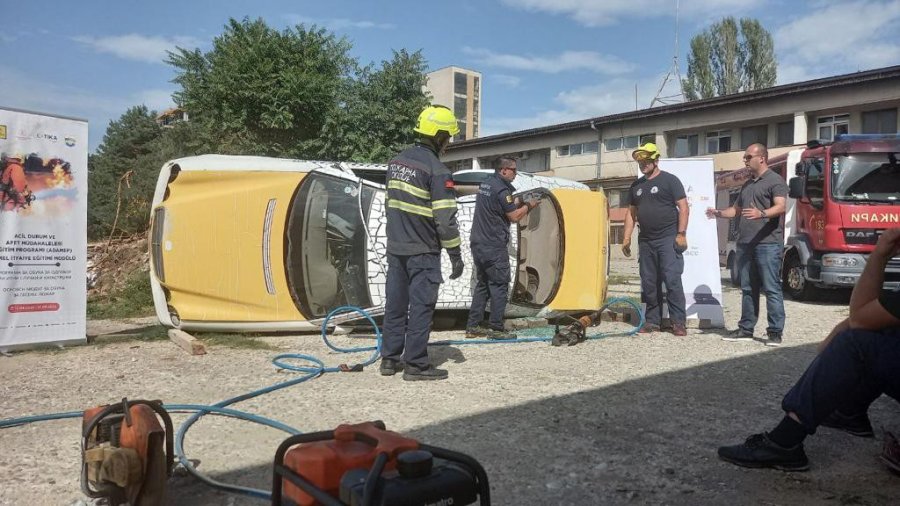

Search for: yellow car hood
xmin=154 ymin=170 xmax=306 ymax=322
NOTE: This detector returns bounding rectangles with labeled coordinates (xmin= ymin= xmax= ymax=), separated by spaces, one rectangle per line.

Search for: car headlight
xmin=822 ymin=254 xmax=862 ymax=268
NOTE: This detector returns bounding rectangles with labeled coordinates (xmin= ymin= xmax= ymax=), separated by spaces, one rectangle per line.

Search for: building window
xmin=817 ymin=114 xmax=849 ymax=141
xmin=454 ymin=72 xmax=467 ymax=95
xmin=557 ymin=145 xmax=570 ymax=156
xmin=706 ymin=130 xmax=732 ymax=154
xmin=623 ymin=135 xmax=640 ymax=150
xmin=674 ymin=134 xmax=699 ymax=157
xmin=473 ymin=76 xmax=480 ymax=94
xmin=557 ymin=142 xmax=600 ymax=157
xmin=454 ymin=95 xmax=467 ymax=120
xmin=584 ymin=141 xmax=599 ymax=153
xmin=740 ymin=125 xmax=768 ymax=149
xmin=776 ymin=121 xmax=793 ymax=146
xmin=861 ymin=108 xmax=898 ymax=134
xmin=639 ymin=134 xmax=655 ymax=145
xmin=604 ymin=137 xmax=623 ymax=151
xmin=570 ymin=143 xmax=583 ymax=155
xmin=609 ymin=224 xmax=625 ymax=244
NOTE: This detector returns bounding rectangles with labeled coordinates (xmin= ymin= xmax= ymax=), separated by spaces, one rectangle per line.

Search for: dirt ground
xmin=2 ymin=259 xmax=899 ymax=505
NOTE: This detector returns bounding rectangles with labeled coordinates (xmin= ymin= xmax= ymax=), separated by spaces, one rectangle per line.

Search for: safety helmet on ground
xmin=632 ymin=142 xmax=661 ymax=162
xmin=414 ymin=105 xmax=460 ymax=137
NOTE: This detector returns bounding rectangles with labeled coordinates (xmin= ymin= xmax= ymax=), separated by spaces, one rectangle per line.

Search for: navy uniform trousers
xmin=466 ymin=244 xmax=510 ymax=331
xmin=782 ymin=327 xmax=900 ymax=433
xmin=381 ymin=252 xmax=442 ymax=369
xmin=638 ymin=234 xmax=686 ymax=327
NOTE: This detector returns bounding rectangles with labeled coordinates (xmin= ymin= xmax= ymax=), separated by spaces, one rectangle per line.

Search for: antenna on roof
xmin=650 ymin=0 xmax=685 ymax=108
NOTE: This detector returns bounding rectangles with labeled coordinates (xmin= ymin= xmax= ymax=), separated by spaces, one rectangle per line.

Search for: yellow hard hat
xmin=413 ymin=105 xmax=460 ymax=137
xmin=632 ymin=142 xmax=661 ymax=161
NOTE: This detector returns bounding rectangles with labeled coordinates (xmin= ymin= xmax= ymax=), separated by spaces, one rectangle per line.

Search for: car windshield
xmin=831 ymin=153 xmax=900 ymax=203
xmin=285 ymin=173 xmax=374 ymax=318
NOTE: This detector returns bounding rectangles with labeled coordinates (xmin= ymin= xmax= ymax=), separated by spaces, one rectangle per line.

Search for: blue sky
xmin=2 ymin=0 xmax=899 ymax=152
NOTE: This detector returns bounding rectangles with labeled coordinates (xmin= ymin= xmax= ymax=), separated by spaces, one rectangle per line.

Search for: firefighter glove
xmin=448 ymin=247 xmax=464 ymax=280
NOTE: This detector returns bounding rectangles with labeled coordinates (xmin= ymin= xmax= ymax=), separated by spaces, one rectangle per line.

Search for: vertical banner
xmin=635 ymin=158 xmax=725 ymax=327
xmin=0 ymin=108 xmax=88 ymax=349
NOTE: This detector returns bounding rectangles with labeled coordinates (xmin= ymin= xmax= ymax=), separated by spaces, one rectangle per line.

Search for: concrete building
xmin=443 ymin=65 xmax=900 ymax=243
xmin=424 ymin=66 xmax=482 ymax=142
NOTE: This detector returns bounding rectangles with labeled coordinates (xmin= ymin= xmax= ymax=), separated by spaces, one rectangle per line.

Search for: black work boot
xmin=402 ymin=365 xmax=449 ymax=381
xmin=722 ymin=328 xmax=754 ymax=341
xmin=717 ymin=433 xmax=809 ymax=471
xmin=487 ymin=328 xmax=517 ymax=340
xmin=465 ymin=326 xmax=490 ymax=339
xmin=821 ymin=410 xmax=875 ymax=438
xmin=764 ymin=331 xmax=783 ymax=347
xmin=379 ymin=358 xmax=404 ymax=377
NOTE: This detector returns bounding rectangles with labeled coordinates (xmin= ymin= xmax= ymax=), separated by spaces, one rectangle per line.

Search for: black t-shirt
xmin=736 ymin=169 xmax=789 ymax=245
xmin=471 ymin=173 xmax=517 ymax=249
xmin=628 ymin=171 xmax=686 ymax=239
xmin=879 ymin=290 xmax=900 ymax=321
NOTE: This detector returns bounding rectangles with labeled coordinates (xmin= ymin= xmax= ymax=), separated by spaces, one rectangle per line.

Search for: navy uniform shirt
xmin=628 ymin=171 xmax=686 ymax=240
xmin=470 ymin=173 xmax=518 ymax=250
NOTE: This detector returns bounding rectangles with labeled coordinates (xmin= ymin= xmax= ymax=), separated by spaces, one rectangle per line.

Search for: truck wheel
xmin=783 ymin=253 xmax=814 ymax=301
xmin=727 ymin=253 xmax=739 ymax=287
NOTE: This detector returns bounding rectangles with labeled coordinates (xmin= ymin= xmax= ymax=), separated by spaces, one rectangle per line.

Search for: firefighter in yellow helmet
xmin=380 ymin=105 xmax=463 ymax=381
xmin=622 ymin=142 xmax=690 ymax=336
xmin=1 ymin=153 xmax=32 ymax=212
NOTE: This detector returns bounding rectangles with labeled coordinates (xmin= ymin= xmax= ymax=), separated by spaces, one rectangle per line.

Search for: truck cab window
xmin=805 ymin=158 xmax=825 ymax=208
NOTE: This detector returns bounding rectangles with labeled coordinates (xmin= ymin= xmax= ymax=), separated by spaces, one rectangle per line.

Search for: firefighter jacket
xmin=385 ymin=143 xmax=462 ymax=256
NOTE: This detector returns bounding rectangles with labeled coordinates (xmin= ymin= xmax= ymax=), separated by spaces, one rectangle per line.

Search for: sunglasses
xmin=743 ymin=154 xmax=760 ymax=161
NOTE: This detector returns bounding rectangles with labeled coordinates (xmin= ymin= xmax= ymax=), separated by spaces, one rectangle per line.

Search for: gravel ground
xmin=2 ymin=259 xmax=899 ymax=505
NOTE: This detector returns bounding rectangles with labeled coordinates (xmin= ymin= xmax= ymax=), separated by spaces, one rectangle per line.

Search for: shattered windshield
xmin=285 ymin=173 xmax=374 ymax=318
xmin=831 ymin=153 xmax=900 ymax=203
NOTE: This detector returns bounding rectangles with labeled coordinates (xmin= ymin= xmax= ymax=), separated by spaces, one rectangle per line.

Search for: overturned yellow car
xmin=149 ymin=155 xmax=609 ymax=331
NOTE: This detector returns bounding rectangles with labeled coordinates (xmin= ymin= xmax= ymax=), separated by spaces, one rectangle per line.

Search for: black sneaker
xmin=379 ymin=358 xmax=404 ymax=376
xmin=402 ymin=365 xmax=449 ymax=381
xmin=465 ymin=326 xmax=489 ymax=339
xmin=764 ymin=332 xmax=783 ymax=347
xmin=718 ymin=433 xmax=809 ymax=471
xmin=487 ymin=328 xmax=517 ymax=340
xmin=722 ymin=329 xmax=754 ymax=341
xmin=821 ymin=410 xmax=875 ymax=438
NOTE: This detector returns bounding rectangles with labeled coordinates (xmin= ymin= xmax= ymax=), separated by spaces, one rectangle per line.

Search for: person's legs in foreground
xmin=380 ymin=253 xmax=409 ymax=376
xmin=718 ymin=327 xmax=900 ymax=470
xmin=638 ymin=239 xmax=662 ymax=332
xmin=724 ymin=243 xmax=758 ymax=341
xmin=402 ymin=253 xmax=448 ymax=381
xmin=657 ymin=235 xmax=687 ymax=336
xmin=755 ymin=242 xmax=786 ymax=346
xmin=466 ymin=251 xmax=491 ymax=338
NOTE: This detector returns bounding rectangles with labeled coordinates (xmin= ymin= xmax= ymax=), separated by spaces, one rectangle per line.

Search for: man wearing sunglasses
xmin=624 ymin=142 xmax=690 ymax=336
xmin=706 ymin=143 xmax=789 ymax=346
xmin=466 ymin=157 xmax=539 ymax=340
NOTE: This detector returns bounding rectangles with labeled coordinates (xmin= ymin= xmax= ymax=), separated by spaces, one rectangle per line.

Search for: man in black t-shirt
xmin=465 ymin=158 xmax=539 ymax=340
xmin=718 ymin=227 xmax=900 ymax=473
xmin=623 ymin=142 xmax=690 ymax=336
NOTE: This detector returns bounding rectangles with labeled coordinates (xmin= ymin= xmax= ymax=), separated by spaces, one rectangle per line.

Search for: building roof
xmin=447 ymin=65 xmax=900 ymax=151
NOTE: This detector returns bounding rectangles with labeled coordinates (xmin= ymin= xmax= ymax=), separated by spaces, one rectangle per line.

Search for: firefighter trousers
xmin=381 ymin=252 xmax=443 ymax=369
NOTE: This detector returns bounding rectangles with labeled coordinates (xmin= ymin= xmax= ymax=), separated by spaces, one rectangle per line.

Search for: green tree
xmin=683 ymin=17 xmax=777 ymax=100
xmin=88 ymin=106 xmax=162 ymax=239
xmin=167 ymin=17 xmax=354 ymax=157
xmin=318 ymin=49 xmax=431 ymax=162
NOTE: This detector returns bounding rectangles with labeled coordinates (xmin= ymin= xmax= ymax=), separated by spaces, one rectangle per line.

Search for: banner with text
xmin=0 ymin=108 xmax=88 ymax=348
xmin=636 ymin=158 xmax=725 ymax=327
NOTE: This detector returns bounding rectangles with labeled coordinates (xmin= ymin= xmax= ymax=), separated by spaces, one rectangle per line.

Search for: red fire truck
xmin=715 ymin=134 xmax=900 ymax=300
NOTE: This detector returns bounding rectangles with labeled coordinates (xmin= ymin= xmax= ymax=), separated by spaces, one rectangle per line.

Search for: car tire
xmin=783 ymin=253 xmax=815 ymax=301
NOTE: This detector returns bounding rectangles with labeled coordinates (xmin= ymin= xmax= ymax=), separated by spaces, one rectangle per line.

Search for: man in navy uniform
xmin=465 ymin=157 xmax=539 ymax=340
xmin=380 ymin=105 xmax=465 ymax=381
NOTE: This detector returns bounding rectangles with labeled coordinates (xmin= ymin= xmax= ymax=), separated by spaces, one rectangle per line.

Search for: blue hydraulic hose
xmin=0 ymin=300 xmax=642 ymax=501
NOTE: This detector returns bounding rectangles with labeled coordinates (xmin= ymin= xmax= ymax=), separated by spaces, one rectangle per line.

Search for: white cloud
xmin=284 ymin=14 xmax=395 ymax=30
xmin=481 ymin=75 xmax=666 ymax=136
xmin=464 ymin=47 xmax=636 ymax=75
xmin=774 ymin=0 xmax=900 ymax=84
xmin=500 ymin=0 xmax=752 ymax=27
xmin=0 ymin=64 xmax=177 ymax=151
xmin=72 ymin=34 xmax=202 ymax=64
xmin=492 ymin=74 xmax=522 ymax=88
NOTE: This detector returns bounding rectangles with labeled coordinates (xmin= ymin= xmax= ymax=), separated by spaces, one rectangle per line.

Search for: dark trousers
xmin=638 ymin=235 xmax=686 ymax=327
xmin=736 ymin=242 xmax=786 ymax=335
xmin=381 ymin=252 xmax=442 ymax=369
xmin=466 ymin=245 xmax=511 ymax=331
xmin=782 ymin=327 xmax=900 ymax=434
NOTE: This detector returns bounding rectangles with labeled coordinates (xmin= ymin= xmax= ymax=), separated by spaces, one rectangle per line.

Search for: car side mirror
xmin=788 ymin=177 xmax=805 ymax=199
